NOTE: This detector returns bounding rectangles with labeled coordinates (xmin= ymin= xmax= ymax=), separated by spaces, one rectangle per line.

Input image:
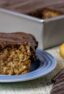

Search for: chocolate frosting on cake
xmin=0 ymin=32 xmax=38 ymax=50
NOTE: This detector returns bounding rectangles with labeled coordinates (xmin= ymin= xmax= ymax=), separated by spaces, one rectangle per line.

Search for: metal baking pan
xmin=0 ymin=6 xmax=64 ymax=49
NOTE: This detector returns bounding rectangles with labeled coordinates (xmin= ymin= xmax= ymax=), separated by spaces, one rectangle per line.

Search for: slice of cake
xmin=0 ymin=32 xmax=38 ymax=75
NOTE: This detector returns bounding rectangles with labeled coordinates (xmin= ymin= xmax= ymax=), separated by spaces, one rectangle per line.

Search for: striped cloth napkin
xmin=51 ymin=69 xmax=64 ymax=94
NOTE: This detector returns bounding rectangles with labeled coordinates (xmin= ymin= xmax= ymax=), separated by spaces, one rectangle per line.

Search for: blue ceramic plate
xmin=0 ymin=49 xmax=56 ymax=83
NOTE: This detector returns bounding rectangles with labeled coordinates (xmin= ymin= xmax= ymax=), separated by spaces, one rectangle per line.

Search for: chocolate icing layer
xmin=0 ymin=32 xmax=38 ymax=50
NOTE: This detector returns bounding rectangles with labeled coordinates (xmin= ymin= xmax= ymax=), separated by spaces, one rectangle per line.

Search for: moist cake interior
xmin=0 ymin=44 xmax=33 ymax=75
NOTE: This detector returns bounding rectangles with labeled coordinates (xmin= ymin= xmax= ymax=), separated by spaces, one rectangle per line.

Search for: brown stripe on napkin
xmin=51 ymin=69 xmax=64 ymax=94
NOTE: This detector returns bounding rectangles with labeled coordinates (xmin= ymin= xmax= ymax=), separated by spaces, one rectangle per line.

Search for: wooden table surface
xmin=0 ymin=47 xmax=63 ymax=94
